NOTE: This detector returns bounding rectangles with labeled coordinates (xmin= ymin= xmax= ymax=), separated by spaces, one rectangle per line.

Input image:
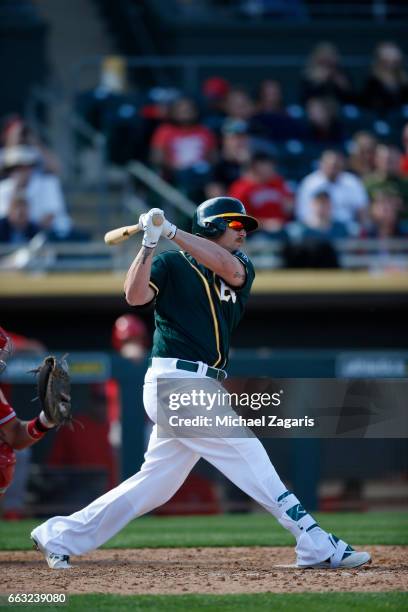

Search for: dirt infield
xmin=1 ymin=546 xmax=406 ymax=594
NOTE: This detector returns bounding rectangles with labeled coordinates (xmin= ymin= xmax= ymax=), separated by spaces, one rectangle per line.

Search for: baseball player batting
xmin=0 ymin=327 xmax=71 ymax=499
xmin=31 ymin=197 xmax=371 ymax=570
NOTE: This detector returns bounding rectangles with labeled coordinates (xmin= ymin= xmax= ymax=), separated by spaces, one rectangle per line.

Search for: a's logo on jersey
xmin=219 ymin=280 xmax=237 ymax=303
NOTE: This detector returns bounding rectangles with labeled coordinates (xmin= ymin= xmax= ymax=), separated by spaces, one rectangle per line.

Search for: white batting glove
xmin=161 ymin=218 xmax=177 ymax=240
xmin=139 ymin=208 xmax=164 ymax=248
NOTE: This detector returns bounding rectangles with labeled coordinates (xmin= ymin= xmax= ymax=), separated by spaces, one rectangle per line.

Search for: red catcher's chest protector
xmin=0 ymin=440 xmax=16 ymax=495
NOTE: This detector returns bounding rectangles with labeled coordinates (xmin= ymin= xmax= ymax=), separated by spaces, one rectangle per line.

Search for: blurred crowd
xmin=75 ymin=43 xmax=408 ymax=248
xmin=0 ymin=116 xmax=88 ymax=247
xmin=1 ymin=41 xmax=408 ymax=264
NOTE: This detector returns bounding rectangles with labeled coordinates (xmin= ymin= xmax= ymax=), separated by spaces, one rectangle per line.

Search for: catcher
xmin=0 ymin=326 xmax=71 ymax=498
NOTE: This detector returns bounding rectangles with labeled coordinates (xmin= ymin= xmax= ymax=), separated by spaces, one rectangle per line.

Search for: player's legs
xmin=31 ymin=426 xmax=199 ymax=556
xmin=179 ymin=434 xmax=335 ymax=565
xmin=147 ymin=365 xmax=336 ymax=565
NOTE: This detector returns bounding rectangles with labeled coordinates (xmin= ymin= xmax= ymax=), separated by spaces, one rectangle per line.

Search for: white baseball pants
xmin=32 ymin=358 xmax=335 ymax=565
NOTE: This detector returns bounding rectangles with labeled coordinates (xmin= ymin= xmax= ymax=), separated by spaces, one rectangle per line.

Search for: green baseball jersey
xmin=149 ymin=249 xmax=255 ymax=369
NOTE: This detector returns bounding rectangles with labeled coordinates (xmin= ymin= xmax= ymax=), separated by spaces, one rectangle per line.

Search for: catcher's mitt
xmin=33 ymin=355 xmax=72 ymax=427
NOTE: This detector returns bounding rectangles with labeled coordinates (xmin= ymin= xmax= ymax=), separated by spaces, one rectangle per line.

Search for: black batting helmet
xmin=192 ymin=197 xmax=258 ymax=238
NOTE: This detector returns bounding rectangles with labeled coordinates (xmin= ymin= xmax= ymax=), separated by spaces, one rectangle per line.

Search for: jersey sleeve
xmin=149 ymin=253 xmax=169 ymax=296
xmin=233 ymin=250 xmax=255 ymax=296
xmin=0 ymin=390 xmax=16 ymax=428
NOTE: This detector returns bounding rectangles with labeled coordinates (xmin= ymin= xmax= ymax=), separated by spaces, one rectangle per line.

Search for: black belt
xmin=148 ymin=358 xmax=227 ymax=381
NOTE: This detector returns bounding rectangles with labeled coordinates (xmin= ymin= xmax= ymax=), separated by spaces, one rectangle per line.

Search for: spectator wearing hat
xmin=112 ymin=314 xmax=149 ymax=363
xmin=228 ymin=152 xmax=293 ymax=232
xmin=111 ymin=314 xmax=151 ymax=449
xmin=296 ymin=150 xmax=369 ymax=226
xmin=0 ymin=146 xmax=72 ymax=237
xmin=201 ymin=76 xmax=230 ymax=133
xmin=203 ymin=77 xmax=230 ymax=102
xmin=0 ymin=115 xmax=61 ymax=176
xmin=0 ymin=191 xmax=41 ymax=244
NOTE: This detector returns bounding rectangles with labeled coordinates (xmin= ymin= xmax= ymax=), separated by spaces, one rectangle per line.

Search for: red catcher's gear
xmin=112 ymin=315 xmax=149 ymax=351
xmin=0 ymin=440 xmax=16 ymax=496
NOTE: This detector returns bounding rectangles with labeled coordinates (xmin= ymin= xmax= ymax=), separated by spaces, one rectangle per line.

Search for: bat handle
xmin=104 ymin=213 xmax=164 ymax=245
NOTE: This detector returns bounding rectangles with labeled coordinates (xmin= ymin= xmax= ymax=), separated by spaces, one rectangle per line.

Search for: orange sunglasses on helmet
xmin=227 ymin=220 xmax=245 ymax=231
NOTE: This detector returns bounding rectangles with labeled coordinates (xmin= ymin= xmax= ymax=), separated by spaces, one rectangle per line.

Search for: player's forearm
xmin=172 ymin=229 xmax=242 ymax=277
xmin=124 ymin=246 xmax=155 ymax=305
xmin=10 ymin=421 xmax=39 ymax=449
xmin=1 ymin=418 xmax=50 ymax=450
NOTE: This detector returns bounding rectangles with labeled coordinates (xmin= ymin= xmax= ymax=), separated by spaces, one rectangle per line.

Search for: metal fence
xmin=1 ymin=234 xmax=407 ymax=272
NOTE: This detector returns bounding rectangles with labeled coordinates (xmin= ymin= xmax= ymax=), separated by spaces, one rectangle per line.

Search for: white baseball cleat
xmin=300 ymin=550 xmax=371 ymax=569
xmin=31 ymin=533 xmax=72 ymax=569
xmin=298 ymin=534 xmax=371 ymax=569
xmin=45 ymin=552 xmax=72 ymax=570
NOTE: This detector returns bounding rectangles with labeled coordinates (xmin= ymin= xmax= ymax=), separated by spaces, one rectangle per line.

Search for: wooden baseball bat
xmin=104 ymin=213 xmax=164 ymax=245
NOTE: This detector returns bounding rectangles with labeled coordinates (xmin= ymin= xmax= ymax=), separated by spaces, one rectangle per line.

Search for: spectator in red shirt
xmin=150 ymin=97 xmax=217 ymax=199
xmin=228 ymin=153 xmax=293 ymax=232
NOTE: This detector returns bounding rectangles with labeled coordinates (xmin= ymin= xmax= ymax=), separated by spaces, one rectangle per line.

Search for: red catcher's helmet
xmin=0 ymin=327 xmax=13 ymax=374
xmin=0 ymin=441 xmax=16 ymax=496
xmin=112 ymin=315 xmax=149 ymax=351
